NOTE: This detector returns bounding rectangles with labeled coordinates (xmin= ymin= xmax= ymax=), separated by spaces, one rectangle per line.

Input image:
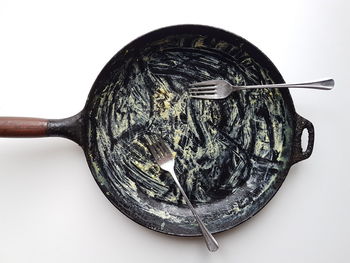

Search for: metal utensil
xmin=189 ymin=79 xmax=334 ymax=99
xmin=146 ymin=136 xmax=219 ymax=252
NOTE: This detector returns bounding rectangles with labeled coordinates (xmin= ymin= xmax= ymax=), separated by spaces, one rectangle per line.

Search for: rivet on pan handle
xmin=291 ymin=114 xmax=315 ymax=164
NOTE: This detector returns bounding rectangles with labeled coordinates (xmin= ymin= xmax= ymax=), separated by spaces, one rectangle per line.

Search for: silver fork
xmin=189 ymin=79 xmax=334 ymax=99
xmin=146 ymin=137 xmax=219 ymax=252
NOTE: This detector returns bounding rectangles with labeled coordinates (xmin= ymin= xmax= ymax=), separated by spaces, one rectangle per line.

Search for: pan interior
xmin=84 ymin=26 xmax=294 ymax=236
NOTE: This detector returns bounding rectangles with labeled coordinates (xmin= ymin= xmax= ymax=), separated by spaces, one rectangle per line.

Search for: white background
xmin=0 ymin=0 xmax=349 ymax=262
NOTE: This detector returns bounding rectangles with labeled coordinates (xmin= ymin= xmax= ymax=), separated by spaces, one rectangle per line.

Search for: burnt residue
xmin=83 ymin=26 xmax=295 ymax=236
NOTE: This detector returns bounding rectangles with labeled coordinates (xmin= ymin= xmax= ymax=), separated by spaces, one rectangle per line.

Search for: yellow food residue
xmin=152 ymin=86 xmax=175 ymax=120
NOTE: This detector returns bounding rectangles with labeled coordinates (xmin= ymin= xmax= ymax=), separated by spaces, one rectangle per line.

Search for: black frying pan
xmin=0 ymin=25 xmax=314 ymax=236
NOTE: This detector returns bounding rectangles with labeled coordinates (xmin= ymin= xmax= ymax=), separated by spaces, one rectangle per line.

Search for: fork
xmin=146 ymin=136 xmax=219 ymax=252
xmin=189 ymin=79 xmax=334 ymax=99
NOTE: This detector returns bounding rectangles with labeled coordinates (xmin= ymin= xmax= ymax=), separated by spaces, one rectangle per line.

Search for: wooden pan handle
xmin=0 ymin=117 xmax=48 ymax=137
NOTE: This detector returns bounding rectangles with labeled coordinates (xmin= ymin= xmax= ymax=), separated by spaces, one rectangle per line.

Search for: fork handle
xmin=168 ymin=168 xmax=219 ymax=252
xmin=236 ymin=79 xmax=334 ymax=90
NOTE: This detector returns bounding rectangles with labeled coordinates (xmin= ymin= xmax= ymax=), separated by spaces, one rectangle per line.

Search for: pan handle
xmin=0 ymin=117 xmax=48 ymax=137
xmin=0 ymin=112 xmax=83 ymax=145
xmin=291 ymin=114 xmax=315 ymax=164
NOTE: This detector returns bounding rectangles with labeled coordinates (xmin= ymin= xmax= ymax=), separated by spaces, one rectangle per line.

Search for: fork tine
xmin=190 ymin=94 xmax=220 ymax=99
xmin=145 ymin=135 xmax=161 ymax=160
xmin=159 ymin=139 xmax=172 ymax=157
xmin=189 ymin=90 xmax=217 ymax=95
xmin=147 ymin=143 xmax=159 ymax=160
xmin=190 ymin=80 xmax=220 ymax=87
xmin=153 ymin=142 xmax=164 ymax=159
xmin=146 ymin=136 xmax=174 ymax=164
xmin=189 ymin=86 xmax=218 ymax=91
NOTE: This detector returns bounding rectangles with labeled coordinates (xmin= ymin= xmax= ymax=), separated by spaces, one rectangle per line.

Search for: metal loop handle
xmin=292 ymin=114 xmax=315 ymax=164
